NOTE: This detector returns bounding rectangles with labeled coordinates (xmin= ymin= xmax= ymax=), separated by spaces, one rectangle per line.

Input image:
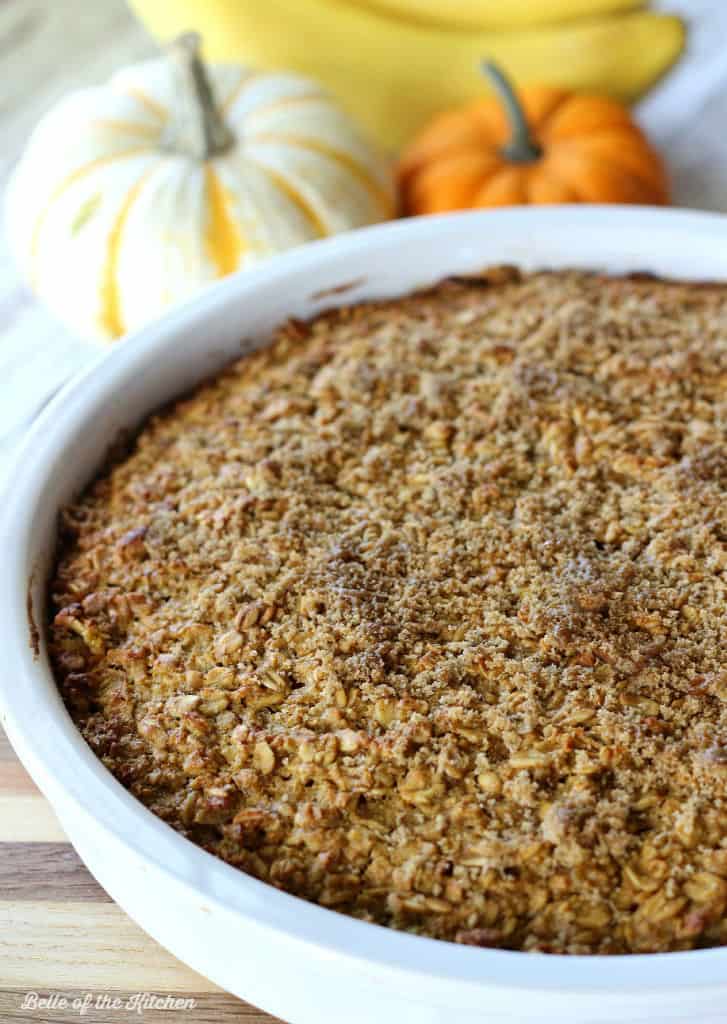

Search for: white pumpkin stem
xmin=163 ymin=33 xmax=234 ymax=160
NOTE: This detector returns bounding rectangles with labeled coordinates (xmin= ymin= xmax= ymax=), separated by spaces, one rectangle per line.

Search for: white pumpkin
xmin=5 ymin=35 xmax=395 ymax=342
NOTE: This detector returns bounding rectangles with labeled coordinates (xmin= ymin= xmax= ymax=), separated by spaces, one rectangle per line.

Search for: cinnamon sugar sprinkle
xmin=50 ymin=269 xmax=727 ymax=953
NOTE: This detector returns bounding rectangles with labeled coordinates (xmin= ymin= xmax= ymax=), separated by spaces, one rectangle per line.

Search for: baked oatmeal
xmin=49 ymin=269 xmax=727 ymax=954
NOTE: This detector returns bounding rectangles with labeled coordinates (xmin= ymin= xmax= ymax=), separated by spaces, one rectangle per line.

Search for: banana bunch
xmin=128 ymin=0 xmax=684 ymax=149
xmin=351 ymin=0 xmax=648 ymax=29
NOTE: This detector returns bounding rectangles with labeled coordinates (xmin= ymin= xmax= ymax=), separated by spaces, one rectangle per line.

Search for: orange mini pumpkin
xmin=399 ymin=62 xmax=669 ymax=213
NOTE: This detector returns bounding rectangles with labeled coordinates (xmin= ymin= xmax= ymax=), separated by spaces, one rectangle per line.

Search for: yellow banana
xmin=129 ymin=0 xmax=684 ymax=150
xmin=349 ymin=0 xmax=647 ymax=30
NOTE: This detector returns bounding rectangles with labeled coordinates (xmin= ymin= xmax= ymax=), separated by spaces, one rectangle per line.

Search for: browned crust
xmin=48 ymin=269 xmax=727 ymax=955
xmin=27 ymin=574 xmax=40 ymax=659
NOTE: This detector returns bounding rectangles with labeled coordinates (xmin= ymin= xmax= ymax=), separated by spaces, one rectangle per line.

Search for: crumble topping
xmin=50 ymin=269 xmax=727 ymax=953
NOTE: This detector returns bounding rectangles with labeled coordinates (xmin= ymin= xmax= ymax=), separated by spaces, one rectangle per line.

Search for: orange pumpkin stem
xmin=481 ymin=61 xmax=542 ymax=165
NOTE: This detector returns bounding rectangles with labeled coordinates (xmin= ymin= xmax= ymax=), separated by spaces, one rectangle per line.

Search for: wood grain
xmin=0 ymin=728 xmax=280 ymax=1021
xmin=0 ymin=759 xmax=40 ymax=792
xmin=0 ymin=845 xmax=110 ymax=901
xmin=0 ymin=903 xmax=222 ymax=990
xmin=0 ymin=795 xmax=66 ymax=843
xmin=1 ymin=727 xmax=17 ymax=760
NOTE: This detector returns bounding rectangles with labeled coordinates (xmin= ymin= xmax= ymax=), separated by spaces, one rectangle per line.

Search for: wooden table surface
xmin=0 ymin=725 xmax=280 ymax=1022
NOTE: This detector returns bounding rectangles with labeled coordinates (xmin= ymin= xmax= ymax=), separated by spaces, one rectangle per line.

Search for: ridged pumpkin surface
xmin=399 ymin=86 xmax=669 ymax=212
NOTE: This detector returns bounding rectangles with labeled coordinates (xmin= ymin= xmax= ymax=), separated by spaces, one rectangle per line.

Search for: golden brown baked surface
xmin=50 ymin=269 xmax=727 ymax=954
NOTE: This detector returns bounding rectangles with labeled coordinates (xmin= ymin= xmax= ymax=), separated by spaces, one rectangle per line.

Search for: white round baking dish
xmin=1 ymin=207 xmax=726 ymax=1024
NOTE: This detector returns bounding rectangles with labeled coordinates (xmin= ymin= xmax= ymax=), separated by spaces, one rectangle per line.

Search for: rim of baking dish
xmin=2 ymin=207 xmax=727 ymax=1001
